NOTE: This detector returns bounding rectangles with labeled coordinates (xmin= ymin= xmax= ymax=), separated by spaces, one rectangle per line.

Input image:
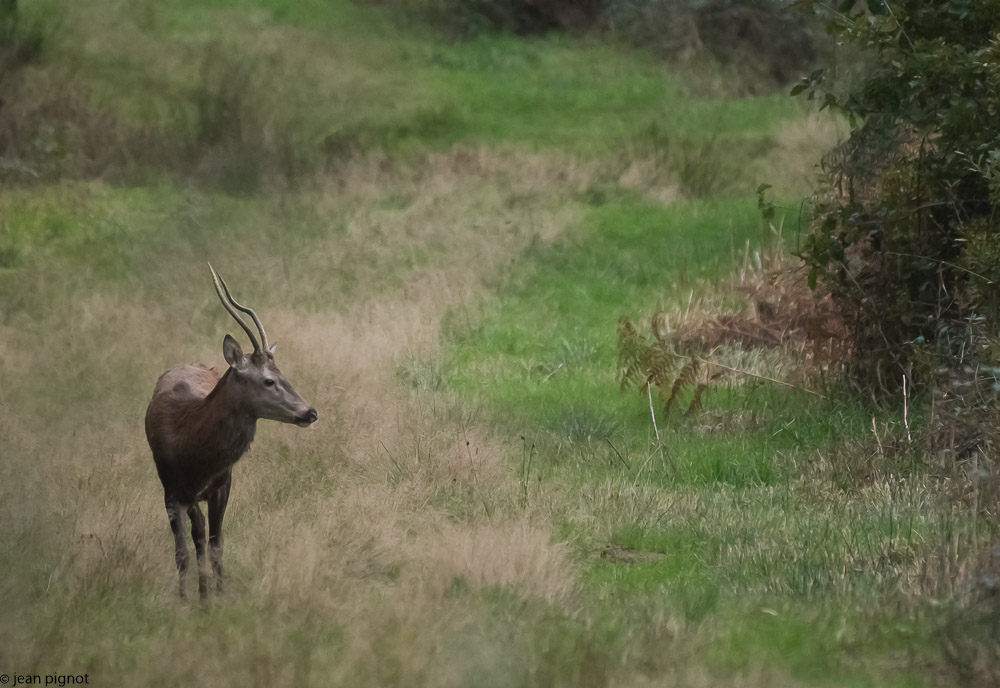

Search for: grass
xmin=2 ymin=1 xmax=993 ymax=687
xmin=15 ymin=0 xmax=812 ymax=188
xmin=426 ymin=183 xmax=963 ymax=685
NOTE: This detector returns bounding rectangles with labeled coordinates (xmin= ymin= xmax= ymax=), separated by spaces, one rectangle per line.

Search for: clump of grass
xmin=189 ymin=42 xmax=309 ymax=194
xmin=636 ymin=123 xmax=783 ymax=198
xmin=398 ymin=357 xmax=448 ymax=391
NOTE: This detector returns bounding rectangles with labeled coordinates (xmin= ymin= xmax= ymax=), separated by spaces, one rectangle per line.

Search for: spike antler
xmin=208 ymin=263 xmax=267 ymax=353
xmin=213 ymin=267 xmax=269 ymax=352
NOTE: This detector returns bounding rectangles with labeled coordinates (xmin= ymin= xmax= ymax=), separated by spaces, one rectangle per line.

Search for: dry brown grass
xmin=764 ymin=112 xmax=847 ymax=196
xmin=0 ymin=146 xmax=613 ymax=686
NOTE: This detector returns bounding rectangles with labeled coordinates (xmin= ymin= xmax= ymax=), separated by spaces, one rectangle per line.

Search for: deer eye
xmin=264 ymin=378 xmax=276 ymax=387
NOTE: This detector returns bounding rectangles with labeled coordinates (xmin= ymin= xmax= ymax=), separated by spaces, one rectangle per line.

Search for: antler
xmin=208 ymin=263 xmax=268 ymax=353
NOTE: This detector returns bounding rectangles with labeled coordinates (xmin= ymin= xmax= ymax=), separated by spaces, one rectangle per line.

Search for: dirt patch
xmin=599 ymin=544 xmax=665 ymax=565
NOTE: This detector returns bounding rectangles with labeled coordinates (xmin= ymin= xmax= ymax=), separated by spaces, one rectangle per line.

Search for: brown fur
xmin=145 ymin=364 xmax=256 ymax=505
xmin=145 ymin=338 xmax=316 ymax=600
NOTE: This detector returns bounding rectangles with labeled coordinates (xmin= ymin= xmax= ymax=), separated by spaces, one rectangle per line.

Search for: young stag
xmin=145 ymin=265 xmax=318 ymax=599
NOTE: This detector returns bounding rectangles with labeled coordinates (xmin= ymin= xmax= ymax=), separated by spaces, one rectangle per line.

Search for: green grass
xmin=440 ymin=196 xmax=867 ymax=478
xmin=428 ymin=159 xmax=960 ymax=687
xmin=43 ymin=0 xmax=807 ymax=170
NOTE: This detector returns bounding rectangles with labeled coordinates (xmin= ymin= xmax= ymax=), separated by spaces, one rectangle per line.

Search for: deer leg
xmin=187 ymin=503 xmax=209 ymax=600
xmin=165 ymin=497 xmax=189 ymax=599
xmin=207 ymin=472 xmax=231 ymax=593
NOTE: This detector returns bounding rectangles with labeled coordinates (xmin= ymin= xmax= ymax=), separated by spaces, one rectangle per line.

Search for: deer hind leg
xmin=187 ymin=503 xmax=209 ymax=600
xmin=165 ymin=497 xmax=189 ymax=599
xmin=207 ymin=471 xmax=231 ymax=593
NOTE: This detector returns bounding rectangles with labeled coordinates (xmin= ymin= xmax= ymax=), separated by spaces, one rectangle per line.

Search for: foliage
xmin=792 ymin=0 xmax=1000 ymax=395
xmin=190 ymin=43 xmax=294 ymax=194
xmin=792 ymin=6 xmax=1000 ymax=680
xmin=411 ymin=0 xmax=600 ymax=36
xmin=617 ymin=315 xmax=713 ymax=419
xmin=0 ymin=0 xmax=47 ymax=180
xmin=0 ymin=0 xmax=43 ymax=77
xmin=410 ymin=0 xmax=819 ymax=89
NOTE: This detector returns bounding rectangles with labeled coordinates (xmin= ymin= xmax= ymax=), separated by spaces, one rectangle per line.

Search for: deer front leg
xmin=207 ymin=471 xmax=231 ymax=593
xmin=187 ymin=503 xmax=209 ymax=600
xmin=165 ymin=497 xmax=189 ymax=599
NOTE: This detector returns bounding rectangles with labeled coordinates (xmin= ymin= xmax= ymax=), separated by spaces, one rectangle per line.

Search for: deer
xmin=145 ymin=264 xmax=318 ymax=599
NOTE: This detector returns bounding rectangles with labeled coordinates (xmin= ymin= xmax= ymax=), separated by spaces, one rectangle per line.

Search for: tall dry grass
xmin=0 ymin=148 xmax=644 ymax=686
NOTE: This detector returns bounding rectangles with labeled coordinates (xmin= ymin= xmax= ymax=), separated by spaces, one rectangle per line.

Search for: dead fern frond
xmin=618 ymin=317 xmax=749 ymax=426
xmin=641 ymin=343 xmax=676 ymax=392
xmin=651 ymin=312 xmax=670 ymax=343
xmin=686 ymin=383 xmax=707 ymax=416
xmin=663 ymin=359 xmax=699 ymax=417
xmin=617 ymin=316 xmax=646 ymax=391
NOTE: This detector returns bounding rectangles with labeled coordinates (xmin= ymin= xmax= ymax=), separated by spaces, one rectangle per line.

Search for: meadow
xmin=0 ymin=1 xmax=993 ymax=686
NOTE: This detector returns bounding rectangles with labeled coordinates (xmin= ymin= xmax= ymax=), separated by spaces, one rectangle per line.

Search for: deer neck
xmin=199 ymin=368 xmax=257 ymax=464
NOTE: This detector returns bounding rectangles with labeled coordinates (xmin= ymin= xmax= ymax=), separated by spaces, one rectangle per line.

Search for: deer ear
xmin=223 ymin=334 xmax=245 ymax=369
xmin=268 ymin=343 xmax=277 ymax=355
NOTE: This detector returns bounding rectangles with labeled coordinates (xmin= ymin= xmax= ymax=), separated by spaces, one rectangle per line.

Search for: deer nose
xmin=294 ymin=408 xmax=318 ymax=427
xmin=295 ymin=409 xmax=317 ymax=427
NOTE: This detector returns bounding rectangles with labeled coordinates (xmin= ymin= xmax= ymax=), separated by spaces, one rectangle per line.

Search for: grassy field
xmin=1 ymin=1 xmax=993 ymax=686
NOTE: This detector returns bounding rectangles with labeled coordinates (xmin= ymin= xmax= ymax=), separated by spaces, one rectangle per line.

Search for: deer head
xmin=209 ymin=264 xmax=318 ymax=427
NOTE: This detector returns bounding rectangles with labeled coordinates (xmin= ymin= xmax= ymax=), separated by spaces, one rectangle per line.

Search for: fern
xmin=617 ymin=316 xmax=646 ymax=391
xmin=617 ymin=316 xmax=725 ymax=424
xmin=642 ymin=343 xmax=676 ymax=393
xmin=663 ymin=359 xmax=698 ymax=417
xmin=686 ymin=383 xmax=707 ymax=415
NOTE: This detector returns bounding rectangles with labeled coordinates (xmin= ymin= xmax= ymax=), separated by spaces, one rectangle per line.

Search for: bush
xmin=0 ymin=39 xmax=301 ymax=192
xmin=794 ymin=0 xmax=1000 ymax=395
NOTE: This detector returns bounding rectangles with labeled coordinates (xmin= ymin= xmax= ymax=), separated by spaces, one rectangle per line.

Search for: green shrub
xmin=794 ymin=0 xmax=1000 ymax=395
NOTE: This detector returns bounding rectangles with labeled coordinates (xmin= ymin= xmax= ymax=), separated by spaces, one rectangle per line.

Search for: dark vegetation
xmin=795 ymin=0 xmax=1000 ymax=397
xmin=0 ymin=0 xmax=156 ymax=184
xmin=0 ymin=0 xmax=42 ymax=72
xmin=791 ymin=4 xmax=1000 ymax=675
xmin=0 ymin=2 xmax=301 ymax=192
xmin=415 ymin=0 xmax=820 ymax=92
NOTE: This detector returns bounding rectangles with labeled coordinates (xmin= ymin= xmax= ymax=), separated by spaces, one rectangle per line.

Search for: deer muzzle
xmin=295 ymin=408 xmax=319 ymax=427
